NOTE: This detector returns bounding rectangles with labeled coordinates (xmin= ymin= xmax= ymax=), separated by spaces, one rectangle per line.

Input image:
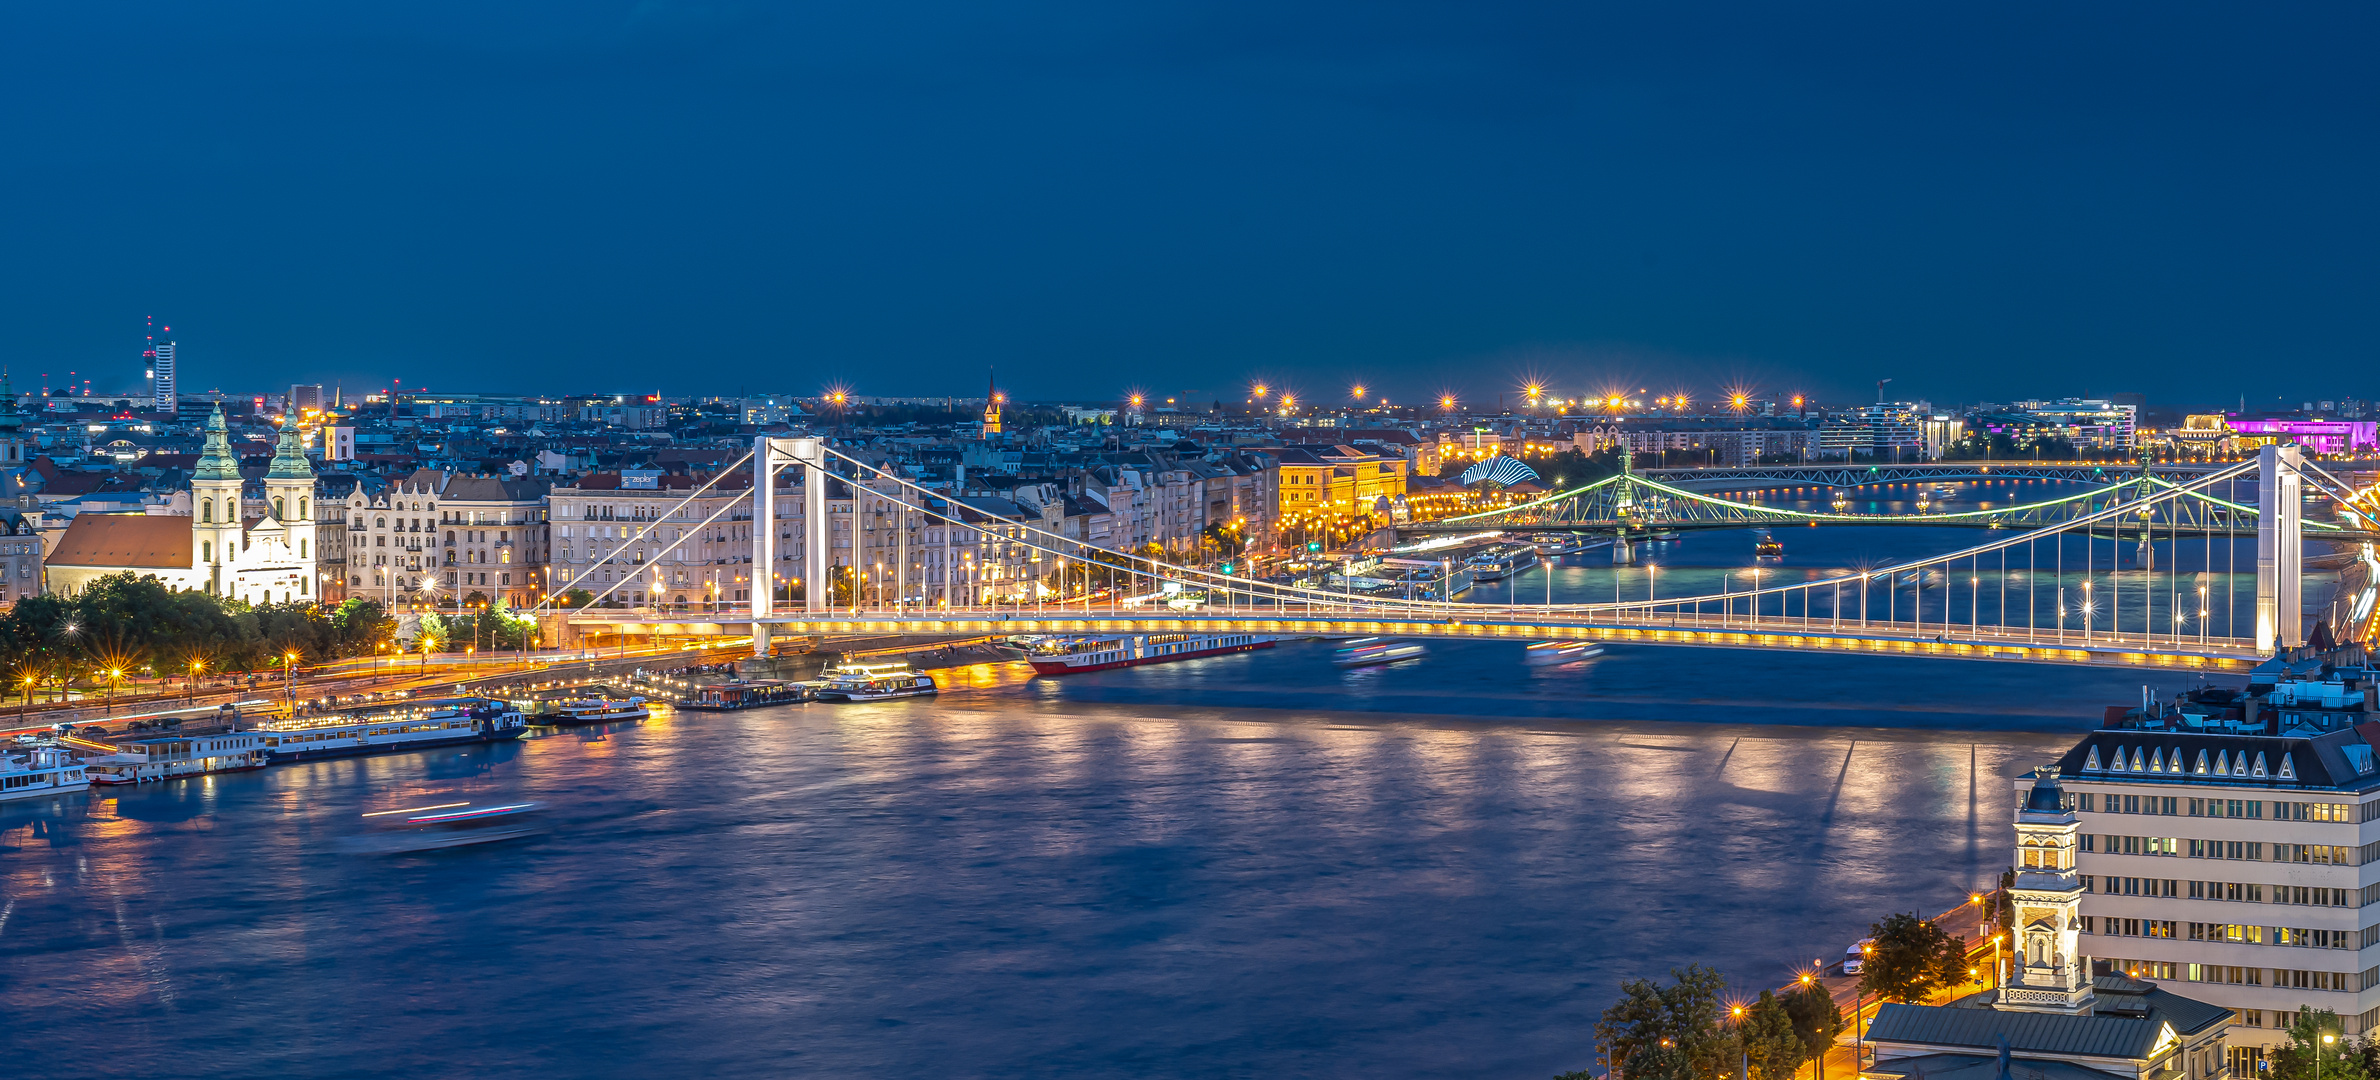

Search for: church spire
xmin=0 ymin=371 xmax=20 ymax=434
xmin=195 ymin=405 xmax=243 ymax=481
xmin=266 ymin=420 xmax=314 ymax=480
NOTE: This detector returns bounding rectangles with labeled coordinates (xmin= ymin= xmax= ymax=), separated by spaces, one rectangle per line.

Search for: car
xmin=1843 ymin=939 xmax=1874 ymax=974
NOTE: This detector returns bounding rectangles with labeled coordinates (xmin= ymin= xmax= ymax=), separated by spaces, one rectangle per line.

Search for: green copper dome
xmin=266 ymin=420 xmax=315 ymax=480
xmin=194 ymin=405 xmax=244 ymax=481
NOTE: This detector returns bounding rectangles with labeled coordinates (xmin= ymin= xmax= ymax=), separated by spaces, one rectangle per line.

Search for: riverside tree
xmin=1738 ymin=990 xmax=1805 ymax=1080
xmin=1856 ymin=912 xmax=1967 ymax=1004
xmin=1781 ymin=981 xmax=1843 ymax=1076
xmin=1593 ymin=964 xmax=1731 ymax=1080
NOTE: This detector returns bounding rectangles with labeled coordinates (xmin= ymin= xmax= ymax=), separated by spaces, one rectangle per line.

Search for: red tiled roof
xmin=47 ymin=514 xmax=191 ymax=569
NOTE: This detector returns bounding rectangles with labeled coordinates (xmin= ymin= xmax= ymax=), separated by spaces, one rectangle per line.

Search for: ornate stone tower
xmin=2002 ymin=766 xmax=2095 ymax=1014
xmin=264 ymin=420 xmax=317 ymax=565
xmin=0 ymin=372 xmax=27 ymax=466
xmin=192 ymin=405 xmax=246 ymax=595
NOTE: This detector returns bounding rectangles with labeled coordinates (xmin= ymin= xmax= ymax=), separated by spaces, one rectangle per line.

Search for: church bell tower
xmin=2001 ymin=766 xmax=2095 ymax=1014
xmin=265 ymin=419 xmax=317 ymax=573
xmin=191 ymin=405 xmax=245 ymax=596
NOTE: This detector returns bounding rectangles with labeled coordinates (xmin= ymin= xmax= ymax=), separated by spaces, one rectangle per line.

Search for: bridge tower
xmin=2133 ymin=445 xmax=2156 ymax=572
xmin=2255 ymin=443 xmax=2303 ymax=653
xmin=752 ymin=436 xmax=835 ymax=659
xmin=1611 ymin=445 xmax=1636 ymax=564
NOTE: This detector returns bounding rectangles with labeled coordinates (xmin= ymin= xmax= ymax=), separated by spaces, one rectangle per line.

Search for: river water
xmin=4 ymin=634 xmax=2176 ymax=1079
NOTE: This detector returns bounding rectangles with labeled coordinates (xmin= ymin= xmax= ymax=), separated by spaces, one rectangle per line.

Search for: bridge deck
xmin=553 ymin=609 xmax=2261 ymax=671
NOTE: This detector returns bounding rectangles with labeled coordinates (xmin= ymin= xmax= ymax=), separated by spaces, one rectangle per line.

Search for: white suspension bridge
xmin=527 ymin=440 xmax=2376 ymax=673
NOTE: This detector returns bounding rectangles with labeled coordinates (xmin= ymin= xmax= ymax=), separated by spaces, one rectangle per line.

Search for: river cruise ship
xmin=84 ymin=732 xmax=268 ymax=785
xmin=680 ymin=680 xmax=814 ymax=710
xmin=814 ymin=662 xmax=939 ymax=702
xmin=255 ymin=698 xmax=526 ymax=764
xmin=1025 ymin=633 xmax=1275 ymax=675
xmin=0 ymin=745 xmax=88 ymax=803
xmin=547 ymin=698 xmax=650 ymax=725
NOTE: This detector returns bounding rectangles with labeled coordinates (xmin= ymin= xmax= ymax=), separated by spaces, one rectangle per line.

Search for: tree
xmin=1781 ymin=981 xmax=1843 ymax=1070
xmin=558 ymin=588 xmax=596 ymax=609
xmin=2272 ymin=1008 xmax=2372 ymax=1080
xmin=1739 ymin=990 xmax=1805 ymax=1080
xmin=1856 ymin=912 xmax=1966 ymax=1004
xmin=1595 ymin=964 xmax=1731 ymax=1080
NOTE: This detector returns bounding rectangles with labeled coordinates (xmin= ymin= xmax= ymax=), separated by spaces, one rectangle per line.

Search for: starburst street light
xmin=1439 ymin=394 xmax=1457 ymax=412
xmin=1351 ymin=383 xmax=1367 ymax=401
xmin=1251 ymin=383 xmax=1269 ymax=399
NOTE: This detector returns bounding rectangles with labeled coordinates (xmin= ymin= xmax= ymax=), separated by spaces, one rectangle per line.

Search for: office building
xmin=151 ymin=340 xmax=176 ymax=413
xmin=2047 ymin=725 xmax=2380 ymax=1069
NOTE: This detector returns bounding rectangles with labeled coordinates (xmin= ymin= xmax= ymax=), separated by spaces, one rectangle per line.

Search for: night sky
xmin=1 ymin=3 xmax=2371 ymax=407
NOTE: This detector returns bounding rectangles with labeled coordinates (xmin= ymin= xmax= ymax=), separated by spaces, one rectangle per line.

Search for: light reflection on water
xmin=1 ymin=641 xmax=2129 ymax=1078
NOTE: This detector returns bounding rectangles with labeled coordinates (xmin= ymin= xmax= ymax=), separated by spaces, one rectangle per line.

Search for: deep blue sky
xmin=0 ymin=3 xmax=2371 ymax=407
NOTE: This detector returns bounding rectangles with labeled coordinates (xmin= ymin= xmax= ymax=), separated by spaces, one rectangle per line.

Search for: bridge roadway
xmin=1633 ymin=460 xmax=2380 ymax=491
xmin=548 ymin=607 xmax=2263 ymax=672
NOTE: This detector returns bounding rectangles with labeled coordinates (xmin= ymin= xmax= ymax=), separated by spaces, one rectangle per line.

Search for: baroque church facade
xmin=44 ymin=406 xmax=321 ymax=604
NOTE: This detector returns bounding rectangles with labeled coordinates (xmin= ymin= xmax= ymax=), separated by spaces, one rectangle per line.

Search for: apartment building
xmin=2047 ymin=727 xmax=2380 ymax=1070
xmin=435 ymin=474 xmax=551 ymax=609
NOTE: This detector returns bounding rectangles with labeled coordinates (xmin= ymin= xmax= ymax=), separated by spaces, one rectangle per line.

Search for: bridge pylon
xmin=2255 ymin=443 xmax=2304 ymax=652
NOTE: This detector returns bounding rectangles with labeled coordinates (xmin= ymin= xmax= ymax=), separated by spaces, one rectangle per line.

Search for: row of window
xmin=2084 ymin=835 xmax=2370 ymax=864
xmin=2168 ymin=922 xmax=2354 ymax=949
xmin=2085 ymin=793 xmax=2366 ymax=821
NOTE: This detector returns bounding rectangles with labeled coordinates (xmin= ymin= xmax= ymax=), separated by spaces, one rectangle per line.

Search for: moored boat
xmin=1026 ymin=633 xmax=1274 ymax=675
xmin=679 ymin=680 xmax=814 ymax=710
xmin=1523 ymin=640 xmax=1606 ymax=666
xmin=0 ymin=745 xmax=88 ymax=803
xmin=1754 ymin=533 xmax=1784 ymax=563
xmin=256 ymin=697 xmax=526 ymax=764
xmin=547 ymin=697 xmax=650 ymax=725
xmin=85 ymin=732 xmax=268 ymax=785
xmin=1467 ymin=545 xmax=1540 ymax=582
xmin=814 ymin=662 xmax=938 ymax=702
xmin=1333 ymin=637 xmax=1427 ymax=668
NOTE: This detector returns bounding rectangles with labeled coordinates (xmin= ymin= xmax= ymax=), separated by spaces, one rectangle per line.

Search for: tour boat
xmin=255 ymin=698 xmax=527 ymax=764
xmin=1754 ymin=534 xmax=1785 ymax=563
xmin=1523 ymin=640 xmax=1605 ymax=666
xmin=1467 ymin=545 xmax=1539 ymax=582
xmin=547 ymin=697 xmax=650 ymax=725
xmin=679 ymin=680 xmax=814 ymax=710
xmin=84 ymin=732 xmax=268 ymax=785
xmin=0 ymin=745 xmax=88 ymax=803
xmin=1026 ymin=633 xmax=1275 ymax=675
xmin=814 ymin=662 xmax=939 ymax=702
xmin=346 ymin=801 xmax=545 ymax=854
xmin=1333 ymin=638 xmax=1427 ymax=668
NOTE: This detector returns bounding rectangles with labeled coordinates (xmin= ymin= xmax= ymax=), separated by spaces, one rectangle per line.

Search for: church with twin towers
xmin=44 ymin=403 xmax=321 ymax=605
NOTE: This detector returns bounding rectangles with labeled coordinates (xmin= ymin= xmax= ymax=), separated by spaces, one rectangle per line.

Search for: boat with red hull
xmin=1026 ymin=633 xmax=1275 ymax=675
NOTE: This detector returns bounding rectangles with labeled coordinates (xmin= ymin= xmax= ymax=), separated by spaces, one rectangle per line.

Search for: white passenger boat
xmin=346 ymin=801 xmax=546 ymax=854
xmin=1467 ymin=545 xmax=1539 ymax=582
xmin=0 ymin=745 xmax=88 ymax=803
xmin=814 ymin=662 xmax=939 ymax=702
xmin=255 ymin=697 xmax=527 ymax=764
xmin=1523 ymin=640 xmax=1605 ymax=666
xmin=1333 ymin=638 xmax=1427 ymax=668
xmin=1026 ymin=633 xmax=1274 ymax=675
xmin=548 ymin=697 xmax=650 ymax=725
xmin=84 ymin=732 xmax=268 ymax=785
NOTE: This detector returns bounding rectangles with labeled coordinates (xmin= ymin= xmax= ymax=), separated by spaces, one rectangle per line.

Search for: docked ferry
xmin=0 ymin=745 xmax=88 ymax=803
xmin=85 ymin=732 xmax=268 ymax=785
xmin=680 ymin=680 xmax=814 ymax=710
xmin=255 ymin=698 xmax=527 ymax=764
xmin=814 ymin=662 xmax=939 ymax=702
xmin=547 ymin=698 xmax=650 ymax=725
xmin=1026 ymin=633 xmax=1275 ymax=675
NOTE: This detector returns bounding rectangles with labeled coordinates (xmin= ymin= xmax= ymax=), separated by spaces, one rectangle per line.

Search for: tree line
xmin=0 ymin=572 xmax=396 ymax=690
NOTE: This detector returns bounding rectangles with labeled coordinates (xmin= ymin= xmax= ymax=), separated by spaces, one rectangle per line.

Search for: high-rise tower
xmin=152 ymin=340 xmax=178 ymax=414
xmin=981 ymin=369 xmax=1002 ymax=437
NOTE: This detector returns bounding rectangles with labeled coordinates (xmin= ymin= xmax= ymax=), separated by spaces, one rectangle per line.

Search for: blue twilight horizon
xmin=0 ymin=2 xmax=2370 ymax=407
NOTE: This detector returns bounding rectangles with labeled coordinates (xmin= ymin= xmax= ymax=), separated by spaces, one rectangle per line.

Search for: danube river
xmin=3 ymin=637 xmax=2172 ymax=1079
